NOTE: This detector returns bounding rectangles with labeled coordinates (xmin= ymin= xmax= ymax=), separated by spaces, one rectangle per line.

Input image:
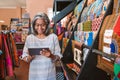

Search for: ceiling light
xmin=0 ymin=20 xmax=5 ymax=23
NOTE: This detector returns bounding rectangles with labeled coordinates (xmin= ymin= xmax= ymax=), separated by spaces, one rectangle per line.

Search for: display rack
xmin=10 ymin=18 xmax=30 ymax=57
xmin=52 ymin=0 xmax=115 ymax=80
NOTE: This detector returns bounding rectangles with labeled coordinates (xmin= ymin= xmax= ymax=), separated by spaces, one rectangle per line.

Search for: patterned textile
xmin=84 ymin=32 xmax=93 ymax=46
xmin=83 ymin=20 xmax=92 ymax=31
xmin=98 ymin=13 xmax=120 ymax=78
xmin=76 ymin=0 xmax=84 ymax=18
xmin=74 ymin=31 xmax=84 ymax=43
xmin=81 ymin=4 xmax=92 ymax=22
xmin=93 ymin=0 xmax=103 ymax=17
xmin=102 ymin=0 xmax=110 ymax=14
xmin=92 ymin=16 xmax=103 ymax=31
xmin=87 ymin=1 xmax=96 ymax=20
xmin=22 ymin=33 xmax=62 ymax=80
xmin=56 ymin=62 xmax=65 ymax=80
xmin=74 ymin=5 xmax=78 ymax=17
xmin=56 ymin=72 xmax=64 ymax=80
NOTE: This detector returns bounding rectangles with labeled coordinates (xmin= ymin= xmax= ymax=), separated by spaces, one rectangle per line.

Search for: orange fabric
xmin=10 ymin=33 xmax=19 ymax=67
xmin=58 ymin=32 xmax=64 ymax=41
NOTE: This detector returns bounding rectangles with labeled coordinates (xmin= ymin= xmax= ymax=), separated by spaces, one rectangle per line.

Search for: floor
xmin=5 ymin=60 xmax=29 ymax=80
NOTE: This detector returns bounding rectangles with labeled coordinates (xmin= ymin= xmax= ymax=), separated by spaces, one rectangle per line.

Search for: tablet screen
xmin=28 ymin=48 xmax=49 ymax=56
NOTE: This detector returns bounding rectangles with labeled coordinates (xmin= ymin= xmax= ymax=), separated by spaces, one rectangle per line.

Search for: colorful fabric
xmin=74 ymin=31 xmax=84 ymax=43
xmin=114 ymin=63 xmax=120 ymax=80
xmin=22 ymin=33 xmax=62 ymax=80
xmin=102 ymin=0 xmax=110 ymax=15
xmin=81 ymin=4 xmax=92 ymax=22
xmin=93 ymin=0 xmax=103 ymax=17
xmin=92 ymin=16 xmax=103 ymax=31
xmin=84 ymin=32 xmax=93 ymax=46
xmin=114 ymin=15 xmax=120 ymax=36
xmin=10 ymin=33 xmax=19 ymax=67
xmin=0 ymin=34 xmax=6 ymax=79
xmin=83 ymin=20 xmax=92 ymax=31
xmin=3 ymin=34 xmax=14 ymax=77
xmin=87 ymin=1 xmax=96 ymax=20
xmin=76 ymin=0 xmax=84 ymax=18
xmin=0 ymin=57 xmax=6 ymax=79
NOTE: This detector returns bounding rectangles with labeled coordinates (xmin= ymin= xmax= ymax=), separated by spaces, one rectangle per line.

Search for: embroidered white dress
xmin=22 ymin=33 xmax=62 ymax=80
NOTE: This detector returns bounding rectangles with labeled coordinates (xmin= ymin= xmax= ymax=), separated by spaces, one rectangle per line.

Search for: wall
xmin=26 ymin=0 xmax=54 ymax=19
xmin=0 ymin=7 xmax=26 ymax=30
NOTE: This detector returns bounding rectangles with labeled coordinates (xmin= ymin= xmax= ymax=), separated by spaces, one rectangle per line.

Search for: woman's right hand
xmin=23 ymin=55 xmax=35 ymax=63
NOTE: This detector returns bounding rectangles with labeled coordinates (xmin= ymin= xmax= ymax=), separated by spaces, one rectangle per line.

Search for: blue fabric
xmin=110 ymin=43 xmax=116 ymax=53
xmin=87 ymin=1 xmax=96 ymax=16
xmin=93 ymin=0 xmax=103 ymax=17
xmin=77 ymin=0 xmax=84 ymax=13
xmin=84 ymin=32 xmax=93 ymax=46
xmin=81 ymin=4 xmax=92 ymax=22
xmin=110 ymin=40 xmax=118 ymax=54
xmin=87 ymin=32 xmax=93 ymax=46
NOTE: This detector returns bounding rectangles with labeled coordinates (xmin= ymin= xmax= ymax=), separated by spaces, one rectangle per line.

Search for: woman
xmin=21 ymin=12 xmax=62 ymax=80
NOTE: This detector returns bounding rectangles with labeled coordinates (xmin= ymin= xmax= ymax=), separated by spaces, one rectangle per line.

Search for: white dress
xmin=21 ymin=33 xmax=62 ymax=80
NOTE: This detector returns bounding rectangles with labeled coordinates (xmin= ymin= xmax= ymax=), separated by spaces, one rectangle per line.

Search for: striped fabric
xmin=22 ymin=33 xmax=62 ymax=80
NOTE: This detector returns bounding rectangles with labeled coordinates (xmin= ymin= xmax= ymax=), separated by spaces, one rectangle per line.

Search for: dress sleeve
xmin=53 ymin=34 xmax=63 ymax=58
xmin=21 ymin=36 xmax=29 ymax=59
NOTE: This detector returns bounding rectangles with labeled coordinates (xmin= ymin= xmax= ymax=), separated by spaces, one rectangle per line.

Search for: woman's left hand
xmin=40 ymin=49 xmax=51 ymax=57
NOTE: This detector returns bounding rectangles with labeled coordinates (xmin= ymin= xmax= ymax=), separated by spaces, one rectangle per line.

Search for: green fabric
xmin=114 ymin=63 xmax=120 ymax=76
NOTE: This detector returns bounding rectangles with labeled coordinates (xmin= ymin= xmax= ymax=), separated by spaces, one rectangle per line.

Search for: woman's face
xmin=35 ymin=18 xmax=47 ymax=35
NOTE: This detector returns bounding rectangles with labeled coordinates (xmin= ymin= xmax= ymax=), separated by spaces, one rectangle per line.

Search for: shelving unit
xmin=10 ymin=18 xmax=30 ymax=57
xmin=52 ymin=0 xmax=115 ymax=80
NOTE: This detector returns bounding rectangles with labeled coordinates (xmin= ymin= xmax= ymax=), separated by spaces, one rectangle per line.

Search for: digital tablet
xmin=28 ymin=48 xmax=49 ymax=56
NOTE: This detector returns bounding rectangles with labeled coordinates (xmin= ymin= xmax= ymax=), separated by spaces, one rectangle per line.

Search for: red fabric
xmin=114 ymin=15 xmax=120 ymax=36
xmin=92 ymin=17 xmax=103 ymax=31
xmin=0 ymin=57 xmax=6 ymax=79
xmin=118 ymin=72 xmax=120 ymax=79
xmin=3 ymin=34 xmax=14 ymax=77
xmin=10 ymin=33 xmax=19 ymax=67
xmin=0 ymin=34 xmax=1 ymax=49
xmin=0 ymin=34 xmax=6 ymax=79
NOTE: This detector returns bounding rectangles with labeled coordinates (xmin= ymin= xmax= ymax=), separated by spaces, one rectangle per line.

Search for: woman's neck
xmin=37 ymin=34 xmax=46 ymax=39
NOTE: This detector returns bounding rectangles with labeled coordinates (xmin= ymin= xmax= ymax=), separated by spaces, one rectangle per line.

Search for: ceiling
xmin=0 ymin=0 xmax=26 ymax=8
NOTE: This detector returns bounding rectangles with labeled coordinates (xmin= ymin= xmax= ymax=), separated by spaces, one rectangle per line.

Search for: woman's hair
xmin=32 ymin=12 xmax=50 ymax=35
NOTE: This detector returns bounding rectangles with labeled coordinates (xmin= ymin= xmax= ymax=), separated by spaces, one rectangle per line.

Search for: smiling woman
xmin=21 ymin=12 xmax=62 ymax=80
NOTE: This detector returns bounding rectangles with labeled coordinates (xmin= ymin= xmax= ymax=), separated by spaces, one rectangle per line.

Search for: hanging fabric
xmin=0 ymin=34 xmax=6 ymax=79
xmin=98 ymin=0 xmax=120 ymax=78
xmin=10 ymin=33 xmax=19 ymax=67
xmin=2 ymin=34 xmax=14 ymax=77
xmin=114 ymin=56 xmax=120 ymax=80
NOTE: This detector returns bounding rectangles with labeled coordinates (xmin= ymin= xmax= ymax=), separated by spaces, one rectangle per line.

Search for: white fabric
xmin=22 ymin=33 xmax=62 ymax=80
